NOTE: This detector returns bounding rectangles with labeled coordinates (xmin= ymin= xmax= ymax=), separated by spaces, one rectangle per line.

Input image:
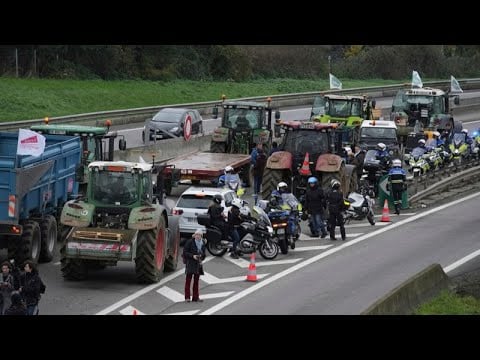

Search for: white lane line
xmin=96 ymin=256 xmax=214 ymax=315
xmin=157 ymin=286 xmax=185 ymax=302
xmin=157 ymin=286 xmax=234 ymax=302
xmin=119 ymin=305 xmax=145 ymax=315
xmin=165 ymin=310 xmax=201 ymax=315
xmin=53 ymin=262 xmax=61 ymax=266
xmin=201 ymin=272 xmax=269 ymax=284
xmin=199 ymin=191 xmax=480 ymax=315
xmin=222 ymin=255 xmax=302 ymax=267
xmin=299 ymin=233 xmax=364 ymax=241
xmin=373 ymin=213 xmax=416 ymax=218
xmin=345 ymin=222 xmax=389 ymax=228
xmin=444 ymin=248 xmax=480 ymax=273
xmin=294 ymin=245 xmax=334 ymax=252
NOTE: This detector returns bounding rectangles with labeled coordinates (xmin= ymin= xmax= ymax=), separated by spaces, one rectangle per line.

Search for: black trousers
xmin=329 ymin=212 xmax=345 ymax=240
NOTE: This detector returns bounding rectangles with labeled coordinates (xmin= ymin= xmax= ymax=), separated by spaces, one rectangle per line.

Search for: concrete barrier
xmin=361 ymin=263 xmax=450 ymax=315
xmin=115 ymin=134 xmax=212 ymax=163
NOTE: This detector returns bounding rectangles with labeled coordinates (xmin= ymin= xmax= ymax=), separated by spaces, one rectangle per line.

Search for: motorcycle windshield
xmin=452 ymin=133 xmax=465 ymax=147
xmin=224 ymin=174 xmax=241 ymax=190
xmin=411 ymin=147 xmax=426 ymax=159
xmin=251 ymin=205 xmax=272 ymax=228
xmin=281 ymin=193 xmax=300 ymax=210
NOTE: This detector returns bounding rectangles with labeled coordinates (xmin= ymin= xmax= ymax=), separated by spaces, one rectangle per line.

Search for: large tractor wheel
xmin=261 ymin=168 xmax=286 ymax=200
xmin=39 ymin=215 xmax=57 ymax=263
xmin=135 ymin=215 xmax=167 ymax=283
xmin=60 ymin=241 xmax=88 ymax=280
xmin=165 ymin=215 xmax=180 ymax=272
xmin=211 ymin=141 xmax=225 ymax=153
xmin=320 ymin=163 xmax=346 ymax=194
xmin=8 ymin=220 xmax=41 ymax=265
xmin=344 ymin=164 xmax=357 ymax=195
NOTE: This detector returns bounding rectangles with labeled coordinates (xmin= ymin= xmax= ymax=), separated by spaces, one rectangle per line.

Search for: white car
xmin=172 ymin=186 xmax=238 ymax=239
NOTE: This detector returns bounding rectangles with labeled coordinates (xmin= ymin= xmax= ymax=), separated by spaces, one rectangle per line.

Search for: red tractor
xmin=261 ymin=121 xmax=357 ymax=202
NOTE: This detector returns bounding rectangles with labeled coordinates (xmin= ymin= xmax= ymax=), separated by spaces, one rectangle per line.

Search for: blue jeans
xmin=253 ymin=176 xmax=262 ymax=195
xmin=27 ymin=303 xmax=39 ymax=315
xmin=310 ymin=213 xmax=327 ymax=235
xmin=231 ymin=228 xmax=240 ymax=251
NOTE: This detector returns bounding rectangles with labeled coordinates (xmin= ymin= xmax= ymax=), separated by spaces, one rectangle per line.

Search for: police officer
xmin=326 ymin=179 xmax=346 ymax=241
xmin=207 ymin=194 xmax=227 ymax=239
xmin=388 ymin=159 xmax=407 ymax=215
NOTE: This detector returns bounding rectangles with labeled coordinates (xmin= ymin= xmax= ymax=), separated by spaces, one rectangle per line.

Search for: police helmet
xmin=277 ymin=182 xmax=288 ymax=192
xmin=213 ymin=194 xmax=223 ymax=204
xmin=377 ymin=143 xmax=386 ymax=151
xmin=392 ymin=159 xmax=402 ymax=167
xmin=331 ymin=179 xmax=341 ymax=190
xmin=231 ymin=198 xmax=243 ymax=209
xmin=418 ymin=139 xmax=426 ymax=146
xmin=224 ymin=165 xmax=234 ymax=174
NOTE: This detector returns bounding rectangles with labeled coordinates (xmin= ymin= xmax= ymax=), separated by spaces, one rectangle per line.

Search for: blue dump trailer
xmin=0 ymin=131 xmax=81 ymax=264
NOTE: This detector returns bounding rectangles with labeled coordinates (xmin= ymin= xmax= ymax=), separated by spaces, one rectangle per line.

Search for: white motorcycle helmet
xmin=224 ymin=165 xmax=234 ymax=175
xmin=392 ymin=159 xmax=402 ymax=167
xmin=231 ymin=198 xmax=243 ymax=209
xmin=240 ymin=206 xmax=250 ymax=217
xmin=277 ymin=181 xmax=288 ymax=192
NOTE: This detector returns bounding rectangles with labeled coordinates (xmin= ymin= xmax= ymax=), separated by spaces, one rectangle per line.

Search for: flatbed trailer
xmin=162 ymin=152 xmax=251 ymax=194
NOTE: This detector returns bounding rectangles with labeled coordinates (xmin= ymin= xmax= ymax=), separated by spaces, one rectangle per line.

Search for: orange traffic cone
xmin=246 ymin=252 xmax=258 ymax=282
xmin=299 ymin=152 xmax=312 ymax=176
xmin=380 ymin=199 xmax=391 ymax=222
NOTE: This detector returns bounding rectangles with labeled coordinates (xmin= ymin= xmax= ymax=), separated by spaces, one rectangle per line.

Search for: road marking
xmin=157 ymin=286 xmax=234 ymax=302
xmin=96 ymin=256 xmax=214 ymax=315
xmin=345 ymin=222 xmax=389 ymax=228
xmin=294 ymin=245 xmax=334 ymax=252
xmin=373 ymin=213 xmax=416 ymax=218
xmin=223 ymin=256 xmax=302 ymax=268
xmin=299 ymin=233 xmax=363 ymax=241
xmin=202 ymin=271 xmax=269 ymax=284
xmin=444 ymin=248 xmax=480 ymax=273
xmin=119 ymin=305 xmax=145 ymax=315
xmin=53 ymin=262 xmax=61 ymax=266
xmin=200 ymin=191 xmax=480 ymax=315
xmin=165 ymin=310 xmax=201 ymax=315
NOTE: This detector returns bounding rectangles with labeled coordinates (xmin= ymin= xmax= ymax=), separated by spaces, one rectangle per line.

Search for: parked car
xmin=142 ymin=108 xmax=203 ymax=142
xmin=172 ymin=186 xmax=238 ymax=241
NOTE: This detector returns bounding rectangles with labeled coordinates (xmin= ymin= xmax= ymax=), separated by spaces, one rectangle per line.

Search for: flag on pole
xmin=450 ymin=75 xmax=463 ymax=93
xmin=412 ymin=70 xmax=423 ymax=88
xmin=329 ymin=73 xmax=342 ymax=90
xmin=17 ymin=129 xmax=46 ymax=157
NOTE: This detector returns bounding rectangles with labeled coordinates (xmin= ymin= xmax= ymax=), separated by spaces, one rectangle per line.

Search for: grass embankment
xmin=0 ymin=77 xmax=407 ymax=122
xmin=415 ymin=290 xmax=480 ymax=315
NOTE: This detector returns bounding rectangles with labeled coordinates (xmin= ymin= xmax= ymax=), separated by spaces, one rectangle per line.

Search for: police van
xmin=359 ymin=119 xmax=400 ymax=156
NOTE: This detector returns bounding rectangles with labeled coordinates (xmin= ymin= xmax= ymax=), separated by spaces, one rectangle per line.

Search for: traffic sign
xmin=184 ymin=114 xmax=192 ymax=141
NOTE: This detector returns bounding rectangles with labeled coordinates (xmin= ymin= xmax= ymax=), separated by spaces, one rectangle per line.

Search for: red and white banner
xmin=17 ymin=129 xmax=46 ymax=157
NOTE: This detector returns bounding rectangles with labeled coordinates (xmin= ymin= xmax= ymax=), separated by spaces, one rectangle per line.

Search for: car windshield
xmin=360 ymin=127 xmax=397 ymax=139
xmin=152 ymin=110 xmax=184 ymax=123
xmin=283 ymin=130 xmax=329 ymax=154
xmin=177 ymin=194 xmax=215 ymax=209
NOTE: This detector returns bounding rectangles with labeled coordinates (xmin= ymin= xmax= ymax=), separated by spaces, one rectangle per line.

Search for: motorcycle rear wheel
xmin=207 ymin=241 xmax=228 ymax=257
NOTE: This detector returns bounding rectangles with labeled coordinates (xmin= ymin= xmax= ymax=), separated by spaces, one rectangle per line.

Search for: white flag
xmin=450 ymin=75 xmax=463 ymax=93
xmin=329 ymin=73 xmax=342 ymax=90
xmin=17 ymin=129 xmax=46 ymax=157
xmin=412 ymin=70 xmax=423 ymax=88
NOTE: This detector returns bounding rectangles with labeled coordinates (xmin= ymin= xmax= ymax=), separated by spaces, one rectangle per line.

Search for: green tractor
xmin=311 ymin=94 xmax=377 ymax=127
xmin=210 ymin=98 xmax=280 ymax=154
xmin=59 ymin=160 xmax=180 ymax=283
xmin=31 ymin=120 xmax=127 ymax=193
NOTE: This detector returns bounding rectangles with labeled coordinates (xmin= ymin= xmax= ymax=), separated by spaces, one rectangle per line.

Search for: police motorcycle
xmin=361 ymin=149 xmax=391 ymax=197
xmin=404 ymin=147 xmax=430 ymax=177
xmin=342 ymin=188 xmax=376 ymax=226
xmin=217 ymin=166 xmax=246 ymax=197
xmin=197 ymin=205 xmax=279 ymax=260
xmin=472 ymin=129 xmax=480 ymax=159
xmin=449 ymin=132 xmax=471 ymax=166
xmin=260 ymin=192 xmax=302 ymax=254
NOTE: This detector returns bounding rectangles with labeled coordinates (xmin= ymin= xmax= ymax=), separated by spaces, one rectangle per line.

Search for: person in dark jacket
xmin=4 ymin=291 xmax=26 ymax=315
xmin=388 ymin=159 xmax=407 ymax=215
xmin=207 ymin=194 xmax=227 ymax=239
xmin=252 ymin=148 xmax=267 ymax=196
xmin=19 ymin=260 xmax=43 ymax=315
xmin=269 ymin=142 xmax=280 ymax=156
xmin=305 ymin=177 xmax=328 ymax=238
xmin=326 ymin=179 xmax=346 ymax=241
xmin=183 ymin=229 xmax=206 ymax=302
xmin=227 ymin=198 xmax=244 ymax=258
xmin=351 ymin=145 xmax=366 ymax=186
xmin=0 ymin=261 xmax=15 ymax=315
